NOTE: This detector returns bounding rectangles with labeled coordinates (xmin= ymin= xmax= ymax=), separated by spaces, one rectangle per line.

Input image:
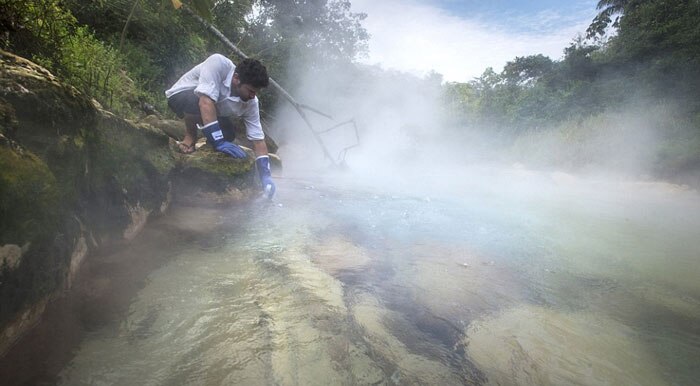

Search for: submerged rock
xmin=465 ymin=305 xmax=670 ymax=386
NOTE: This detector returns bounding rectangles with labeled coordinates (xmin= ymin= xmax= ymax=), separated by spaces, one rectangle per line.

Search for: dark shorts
xmin=167 ymin=90 xmax=236 ymax=140
xmin=167 ymin=90 xmax=201 ymax=118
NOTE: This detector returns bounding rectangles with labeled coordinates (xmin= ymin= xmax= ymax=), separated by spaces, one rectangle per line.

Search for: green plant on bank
xmin=2 ymin=0 xmax=160 ymax=118
xmin=63 ymin=0 xmax=216 ymax=113
xmin=507 ymin=103 xmax=700 ymax=179
xmin=46 ymin=26 xmax=144 ymax=117
xmin=0 ymin=0 xmax=75 ymax=62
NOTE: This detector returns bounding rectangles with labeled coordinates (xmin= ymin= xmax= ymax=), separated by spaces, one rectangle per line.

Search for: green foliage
xmin=65 ymin=0 xmax=210 ymax=110
xmin=442 ymin=82 xmax=478 ymax=125
xmin=502 ymin=54 xmax=555 ymax=86
xmin=57 ymin=26 xmax=144 ymax=116
xmin=506 ymin=102 xmax=699 ymax=180
xmin=0 ymin=0 xmax=77 ymax=65
xmin=211 ymin=0 xmax=254 ymax=47
xmin=2 ymin=0 xmax=370 ymax=119
xmin=440 ymin=0 xmax=699 ymax=183
xmin=189 ymin=0 xmax=215 ymax=21
xmin=1 ymin=0 xmax=144 ymax=116
xmin=244 ymin=0 xmax=368 ymax=87
xmin=607 ymin=0 xmax=700 ymax=100
xmin=586 ymin=0 xmax=632 ymax=39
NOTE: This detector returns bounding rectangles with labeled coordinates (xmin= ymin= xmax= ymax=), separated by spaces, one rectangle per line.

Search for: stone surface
xmin=168 ymin=138 xmax=257 ymax=206
xmin=140 ymin=113 xmax=280 ymax=156
xmin=0 ymin=244 xmax=26 ymax=271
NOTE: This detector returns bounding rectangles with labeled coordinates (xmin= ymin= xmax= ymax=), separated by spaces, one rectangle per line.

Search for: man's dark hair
xmin=235 ymin=58 xmax=269 ymax=88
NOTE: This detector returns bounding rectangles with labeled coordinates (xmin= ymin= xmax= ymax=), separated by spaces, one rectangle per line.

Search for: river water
xmin=54 ymin=166 xmax=700 ymax=385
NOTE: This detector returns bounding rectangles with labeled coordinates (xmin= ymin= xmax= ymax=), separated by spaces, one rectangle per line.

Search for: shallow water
xmin=56 ymin=168 xmax=700 ymax=385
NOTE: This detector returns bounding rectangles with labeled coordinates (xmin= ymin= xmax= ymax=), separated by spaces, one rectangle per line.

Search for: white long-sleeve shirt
xmin=165 ymin=54 xmax=264 ymax=140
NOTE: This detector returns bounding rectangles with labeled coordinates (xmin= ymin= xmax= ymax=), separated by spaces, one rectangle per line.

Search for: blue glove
xmin=215 ymin=141 xmax=248 ymax=159
xmin=200 ymin=121 xmax=247 ymax=159
xmin=255 ymin=156 xmax=276 ymax=199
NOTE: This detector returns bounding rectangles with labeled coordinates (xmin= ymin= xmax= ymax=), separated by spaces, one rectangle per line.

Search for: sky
xmin=350 ymin=0 xmax=600 ymax=83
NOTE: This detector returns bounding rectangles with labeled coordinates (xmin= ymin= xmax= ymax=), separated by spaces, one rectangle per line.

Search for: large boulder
xmin=168 ymin=137 xmax=257 ymax=206
xmin=137 ymin=115 xmax=283 ymax=205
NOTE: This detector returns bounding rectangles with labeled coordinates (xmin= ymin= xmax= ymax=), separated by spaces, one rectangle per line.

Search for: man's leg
xmin=167 ymin=90 xmax=202 ymax=153
xmin=182 ymin=113 xmax=201 ymax=151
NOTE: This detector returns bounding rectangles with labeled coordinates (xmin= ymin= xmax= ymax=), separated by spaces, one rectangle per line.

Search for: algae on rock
xmin=0 ymin=51 xmax=170 ymax=352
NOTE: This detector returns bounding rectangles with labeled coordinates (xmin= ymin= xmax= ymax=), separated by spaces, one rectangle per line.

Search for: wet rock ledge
xmin=0 ymin=50 xmax=273 ymax=354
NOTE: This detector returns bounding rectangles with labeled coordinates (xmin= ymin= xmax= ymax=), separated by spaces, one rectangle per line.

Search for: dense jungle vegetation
xmin=1 ymin=0 xmax=699 ymax=183
xmin=443 ymin=0 xmax=700 ymax=181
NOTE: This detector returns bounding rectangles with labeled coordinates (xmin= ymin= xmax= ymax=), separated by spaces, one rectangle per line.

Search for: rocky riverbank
xmin=0 ymin=50 xmax=275 ymax=355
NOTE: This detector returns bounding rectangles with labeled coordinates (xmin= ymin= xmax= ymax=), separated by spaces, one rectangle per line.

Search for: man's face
xmin=238 ymin=84 xmax=259 ymax=101
xmin=232 ymin=74 xmax=259 ymax=101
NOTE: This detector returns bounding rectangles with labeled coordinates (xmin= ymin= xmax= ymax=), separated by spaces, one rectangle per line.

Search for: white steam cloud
xmin=267 ymin=0 xmax=687 ymax=200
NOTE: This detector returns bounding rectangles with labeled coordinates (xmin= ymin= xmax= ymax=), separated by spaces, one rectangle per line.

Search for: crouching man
xmin=165 ymin=54 xmax=275 ymax=198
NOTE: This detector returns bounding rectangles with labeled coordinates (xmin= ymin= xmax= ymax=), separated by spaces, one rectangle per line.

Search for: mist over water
xmin=53 ymin=60 xmax=700 ymax=385
xmin=56 ymin=169 xmax=700 ymax=385
xmin=269 ymin=61 xmax=700 ymax=383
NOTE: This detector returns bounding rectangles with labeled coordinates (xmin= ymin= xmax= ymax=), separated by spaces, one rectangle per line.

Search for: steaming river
xmin=55 ymin=167 xmax=700 ymax=385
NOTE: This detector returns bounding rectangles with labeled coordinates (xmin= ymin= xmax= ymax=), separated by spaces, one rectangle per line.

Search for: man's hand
xmin=255 ymin=155 xmax=276 ymax=199
xmin=200 ymin=121 xmax=247 ymax=158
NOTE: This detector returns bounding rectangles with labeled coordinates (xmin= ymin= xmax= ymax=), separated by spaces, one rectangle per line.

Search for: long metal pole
xmin=180 ymin=4 xmax=337 ymax=165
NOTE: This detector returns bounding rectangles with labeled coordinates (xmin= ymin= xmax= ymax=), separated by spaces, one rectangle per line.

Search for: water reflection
xmin=58 ymin=170 xmax=700 ymax=385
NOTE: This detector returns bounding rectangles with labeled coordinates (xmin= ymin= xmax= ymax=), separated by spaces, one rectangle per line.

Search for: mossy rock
xmin=0 ymin=50 xmax=95 ymax=207
xmin=0 ymin=136 xmax=74 ymax=327
xmin=0 ymin=51 xmax=177 ymax=331
xmin=0 ymin=50 xmax=97 ymax=155
xmin=140 ymin=115 xmax=186 ymax=140
xmin=0 ymin=136 xmax=61 ymax=246
xmin=101 ymin=112 xmax=175 ymax=177
xmin=79 ymin=111 xmax=177 ymax=240
xmin=0 ymin=97 xmax=18 ymax=138
xmin=169 ymin=138 xmax=255 ymax=193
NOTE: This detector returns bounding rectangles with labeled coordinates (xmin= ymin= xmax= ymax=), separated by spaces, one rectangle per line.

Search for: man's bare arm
xmin=252 ymin=139 xmax=268 ymax=157
xmin=198 ymin=95 xmax=218 ymax=125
